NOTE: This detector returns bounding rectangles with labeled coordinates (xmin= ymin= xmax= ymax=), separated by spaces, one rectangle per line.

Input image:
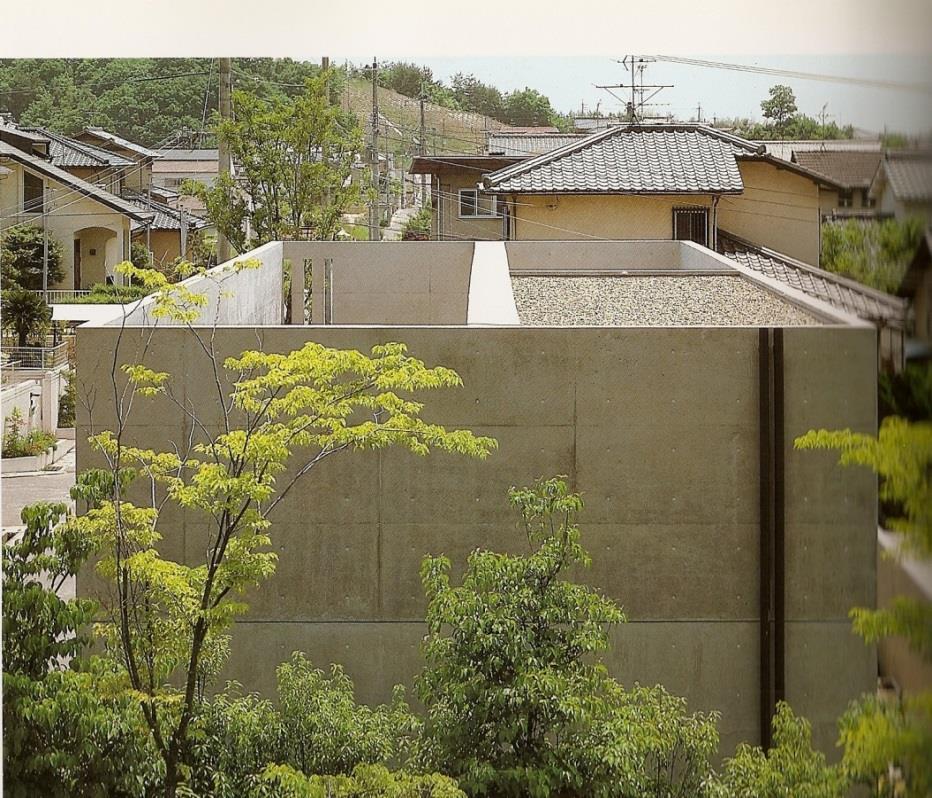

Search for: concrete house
xmin=0 ymin=139 xmax=152 ymax=290
xmin=76 ymin=238 xmax=879 ymax=758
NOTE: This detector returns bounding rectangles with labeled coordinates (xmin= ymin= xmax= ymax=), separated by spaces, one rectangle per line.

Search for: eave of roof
xmin=408 ymin=155 xmax=525 ymax=175
xmin=82 ymin=127 xmax=160 ymax=159
xmin=0 ymin=141 xmax=153 ymax=222
xmin=717 ymin=229 xmax=907 ymax=326
xmin=24 ymin=127 xmax=135 ymax=169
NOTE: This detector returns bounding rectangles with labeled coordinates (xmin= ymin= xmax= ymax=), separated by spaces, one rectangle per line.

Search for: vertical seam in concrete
xmin=377 ymin=449 xmax=383 ymax=616
xmin=774 ymin=328 xmax=786 ymax=709
xmin=759 ymin=327 xmax=775 ymax=749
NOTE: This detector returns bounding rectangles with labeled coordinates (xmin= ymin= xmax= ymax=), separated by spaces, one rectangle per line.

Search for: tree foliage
xmin=77 ymin=257 xmax=495 ymax=796
xmin=719 ymin=702 xmax=847 ymax=798
xmin=2 ymin=500 xmax=162 ymax=796
xmin=821 ymin=217 xmax=924 ymax=293
xmin=760 ymin=84 xmax=798 ymax=128
xmin=416 ymin=477 xmax=721 ymax=797
xmin=189 ymin=70 xmax=365 ymax=249
xmin=1 ymin=287 xmax=51 ymax=347
xmin=1 ymin=223 xmax=65 ymax=290
xmin=796 ymin=417 xmax=932 ymax=795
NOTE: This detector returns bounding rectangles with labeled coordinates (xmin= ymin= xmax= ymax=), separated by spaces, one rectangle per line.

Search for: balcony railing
xmin=31 ymin=289 xmax=92 ymax=304
xmin=0 ymin=343 xmax=69 ymax=370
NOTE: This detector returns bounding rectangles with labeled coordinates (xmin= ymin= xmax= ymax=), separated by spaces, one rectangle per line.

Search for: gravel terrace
xmin=511 ymin=275 xmax=820 ymax=326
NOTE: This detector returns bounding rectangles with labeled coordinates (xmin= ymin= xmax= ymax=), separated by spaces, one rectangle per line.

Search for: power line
xmin=648 ymin=55 xmax=932 ymax=96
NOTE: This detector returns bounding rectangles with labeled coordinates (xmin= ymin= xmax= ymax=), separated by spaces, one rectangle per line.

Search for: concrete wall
xmin=282 ymin=241 xmax=474 ymax=325
xmin=75 ymin=320 xmax=877 ymax=758
xmin=719 ymin=161 xmax=821 ymax=265
xmin=511 ymin=194 xmax=714 ymax=241
xmin=1 ymin=369 xmax=65 ymax=434
xmin=112 ymin=241 xmax=285 ymax=327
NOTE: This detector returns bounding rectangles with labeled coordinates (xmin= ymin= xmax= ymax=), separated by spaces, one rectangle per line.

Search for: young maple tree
xmin=76 ymin=258 xmax=496 ymax=797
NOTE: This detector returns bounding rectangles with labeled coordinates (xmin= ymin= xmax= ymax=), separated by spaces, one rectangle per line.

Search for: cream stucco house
xmin=0 ymin=137 xmax=152 ymax=290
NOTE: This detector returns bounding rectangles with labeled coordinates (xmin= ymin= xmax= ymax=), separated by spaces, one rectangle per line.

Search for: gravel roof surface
xmin=511 ymin=275 xmax=820 ymax=327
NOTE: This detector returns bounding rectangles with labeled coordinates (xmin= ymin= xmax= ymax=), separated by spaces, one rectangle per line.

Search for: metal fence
xmin=30 ymin=290 xmax=92 ymax=304
xmin=0 ymin=343 xmax=69 ymax=369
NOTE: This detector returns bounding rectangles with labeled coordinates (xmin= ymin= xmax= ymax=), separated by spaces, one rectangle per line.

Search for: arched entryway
xmin=73 ymin=227 xmax=119 ymax=289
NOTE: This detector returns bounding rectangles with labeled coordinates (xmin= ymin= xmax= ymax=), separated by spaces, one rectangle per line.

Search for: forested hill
xmin=0 ymin=58 xmax=543 ymax=152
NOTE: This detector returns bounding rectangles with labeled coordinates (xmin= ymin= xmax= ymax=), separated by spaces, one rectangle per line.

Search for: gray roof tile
xmin=717 ymin=231 xmax=907 ymax=326
xmin=881 ymin=152 xmax=932 ymax=203
xmin=485 ymin=124 xmax=761 ymax=194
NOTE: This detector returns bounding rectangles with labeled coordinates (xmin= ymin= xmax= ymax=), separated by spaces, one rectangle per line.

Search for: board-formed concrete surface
xmin=75 ymin=320 xmax=877 ymax=758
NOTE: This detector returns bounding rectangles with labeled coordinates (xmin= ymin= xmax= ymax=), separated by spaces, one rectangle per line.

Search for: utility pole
xmin=696 ymin=102 xmax=703 ymax=123
xmin=419 ymin=89 xmax=428 ymax=208
xmin=368 ymin=58 xmax=380 ymax=242
xmin=41 ymin=186 xmax=48 ymax=300
xmin=217 ymin=57 xmax=232 ymax=263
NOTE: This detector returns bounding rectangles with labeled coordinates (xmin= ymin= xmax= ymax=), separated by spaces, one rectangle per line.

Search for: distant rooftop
xmin=82 ymin=127 xmax=161 ymax=159
xmin=761 ymin=139 xmax=882 ymax=162
xmin=792 ymin=150 xmax=882 ymax=190
xmin=155 ymin=149 xmax=219 ymax=162
xmin=486 ymin=132 xmax=586 ymax=157
xmin=878 ymin=151 xmax=932 ymax=203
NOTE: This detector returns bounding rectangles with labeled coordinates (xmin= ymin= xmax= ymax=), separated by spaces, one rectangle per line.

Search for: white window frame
xmin=458 ymin=188 xmax=499 ymax=219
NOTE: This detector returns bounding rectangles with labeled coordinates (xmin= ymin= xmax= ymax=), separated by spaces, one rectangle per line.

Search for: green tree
xmin=379 ymin=61 xmax=435 ymax=98
xmin=76 ymin=258 xmax=495 ymax=797
xmin=1 ymin=223 xmax=65 ymax=289
xmin=415 ymin=477 xmax=720 ymax=797
xmin=761 ymin=84 xmax=798 ymax=130
xmin=502 ymin=87 xmax=558 ymax=127
xmin=450 ymin=73 xmax=504 ymax=119
xmin=796 ymin=417 xmax=932 ymax=795
xmin=720 ymin=702 xmax=847 ymax=797
xmin=256 ymin=763 xmax=465 ymax=797
xmin=189 ymin=69 xmax=364 ymax=249
xmin=3 ymin=500 xmax=162 ymax=795
xmin=1 ymin=287 xmax=51 ymax=347
xmin=821 ymin=217 xmax=924 ymax=293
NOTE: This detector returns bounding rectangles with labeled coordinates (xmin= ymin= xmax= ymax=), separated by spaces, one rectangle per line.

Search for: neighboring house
xmin=72 ymin=126 xmax=160 ymax=193
xmin=869 ymin=150 xmax=932 ymax=225
xmin=898 ymin=230 xmax=932 ymax=357
xmin=0 ymin=140 xmax=152 ymax=290
xmin=717 ymin=230 xmax=908 ymax=372
xmin=150 ymin=149 xmax=219 ymax=214
xmin=479 ymin=124 xmax=842 ymax=265
xmin=121 ymin=188 xmax=211 ymax=267
xmin=789 ymin=149 xmax=883 ymax=220
xmin=409 ymin=132 xmax=587 ymax=242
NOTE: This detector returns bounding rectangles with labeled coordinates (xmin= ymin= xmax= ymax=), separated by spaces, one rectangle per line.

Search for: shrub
xmin=256 ymin=763 xmax=464 ymax=798
xmin=69 ymin=282 xmax=152 ymax=304
xmin=0 ymin=223 xmax=65 ymax=289
xmin=402 ymin=205 xmax=432 ymax=240
xmin=2 ymin=408 xmax=56 ymax=458
xmin=720 ymin=702 xmax=847 ymax=797
xmin=1 ymin=287 xmax=51 ymax=346
xmin=415 ymin=477 xmax=721 ymax=798
xmin=189 ymin=653 xmax=421 ymax=795
xmin=58 ymin=369 xmax=76 ymax=427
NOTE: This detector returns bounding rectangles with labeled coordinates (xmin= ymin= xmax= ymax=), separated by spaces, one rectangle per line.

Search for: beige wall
xmin=433 ymin=172 xmax=505 ymax=241
xmin=0 ymin=158 xmax=130 ymax=289
xmin=511 ymin=194 xmax=714 ymax=241
xmin=75 ymin=320 xmax=877 ymax=758
xmin=134 ymin=229 xmax=183 ymax=268
xmin=719 ymin=161 xmax=821 ymax=265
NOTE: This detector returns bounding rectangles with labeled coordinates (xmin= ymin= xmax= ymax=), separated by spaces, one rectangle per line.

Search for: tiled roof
xmin=484 ymin=124 xmax=761 ymax=194
xmin=881 ymin=151 xmax=932 ymax=203
xmin=717 ymin=230 xmax=907 ymax=327
xmin=792 ymin=150 xmax=882 ymax=190
xmin=762 ymin=139 xmax=881 ymax=162
xmin=0 ymin=140 xmax=153 ymax=222
xmin=82 ymin=127 xmax=161 ymax=158
xmin=486 ymin=133 xmax=587 ymax=157
xmin=22 ymin=127 xmax=134 ymax=169
xmin=122 ymin=189 xmax=209 ymax=231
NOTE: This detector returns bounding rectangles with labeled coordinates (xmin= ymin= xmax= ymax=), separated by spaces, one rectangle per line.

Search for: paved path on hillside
xmin=382 ymin=205 xmax=419 ymax=241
